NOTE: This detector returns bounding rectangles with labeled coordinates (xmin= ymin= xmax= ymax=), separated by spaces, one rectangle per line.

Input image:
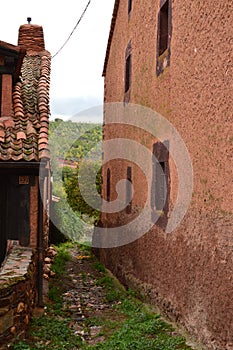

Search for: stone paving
xmin=61 ymin=249 xmax=119 ymax=345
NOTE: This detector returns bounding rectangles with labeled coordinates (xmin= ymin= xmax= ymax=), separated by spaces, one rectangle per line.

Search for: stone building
xmin=0 ymin=22 xmax=51 ymax=341
xmin=97 ymin=1 xmax=233 ymax=349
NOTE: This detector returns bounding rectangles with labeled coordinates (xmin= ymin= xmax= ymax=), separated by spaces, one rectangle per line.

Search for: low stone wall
xmin=0 ymin=246 xmax=37 ymax=345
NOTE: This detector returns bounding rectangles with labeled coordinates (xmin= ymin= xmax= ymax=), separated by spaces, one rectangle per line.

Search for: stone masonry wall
xmin=0 ymin=246 xmax=37 ymax=346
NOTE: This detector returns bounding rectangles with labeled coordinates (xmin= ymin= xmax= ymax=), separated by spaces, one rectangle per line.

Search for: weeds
xmin=11 ymin=242 xmax=193 ymax=350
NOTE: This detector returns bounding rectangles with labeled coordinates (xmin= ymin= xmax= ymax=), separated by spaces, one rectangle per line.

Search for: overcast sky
xmin=0 ymin=0 xmax=115 ymax=119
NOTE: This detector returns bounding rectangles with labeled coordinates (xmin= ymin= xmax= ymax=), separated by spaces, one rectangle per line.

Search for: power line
xmin=52 ymin=0 xmax=92 ymax=59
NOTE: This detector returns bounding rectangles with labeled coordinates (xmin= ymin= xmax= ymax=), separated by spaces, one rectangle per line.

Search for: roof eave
xmin=102 ymin=0 xmax=120 ymax=77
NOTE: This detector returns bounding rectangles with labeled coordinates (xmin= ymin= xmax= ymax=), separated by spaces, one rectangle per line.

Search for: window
xmin=125 ymin=55 xmax=132 ymax=93
xmin=128 ymin=0 xmax=132 ymax=15
xmin=124 ymin=40 xmax=132 ymax=103
xmin=156 ymin=0 xmax=172 ymax=76
xmin=151 ymin=141 xmax=170 ymax=218
xmin=126 ymin=166 xmax=132 ymax=214
xmin=155 ymin=161 xmax=165 ymax=211
xmin=107 ymin=168 xmax=111 ymax=202
xmin=158 ymin=1 xmax=169 ymax=56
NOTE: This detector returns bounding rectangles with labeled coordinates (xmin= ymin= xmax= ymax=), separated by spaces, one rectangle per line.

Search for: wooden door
xmin=7 ymin=175 xmax=30 ymax=246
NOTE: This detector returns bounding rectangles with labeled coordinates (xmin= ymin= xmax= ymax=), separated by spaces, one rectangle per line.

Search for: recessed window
xmin=107 ymin=168 xmax=111 ymax=202
xmin=158 ymin=1 xmax=168 ymax=56
xmin=126 ymin=166 xmax=132 ymax=214
xmin=128 ymin=0 xmax=133 ymax=15
xmin=151 ymin=141 xmax=170 ymax=217
xmin=155 ymin=161 xmax=166 ymax=211
xmin=156 ymin=0 xmax=172 ymax=76
xmin=124 ymin=40 xmax=132 ymax=103
xmin=125 ymin=54 xmax=132 ymax=93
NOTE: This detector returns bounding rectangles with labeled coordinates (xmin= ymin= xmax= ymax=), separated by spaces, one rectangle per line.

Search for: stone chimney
xmin=18 ymin=23 xmax=45 ymax=52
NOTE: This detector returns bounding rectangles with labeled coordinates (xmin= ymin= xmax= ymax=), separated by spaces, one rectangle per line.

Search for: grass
xmin=10 ymin=242 xmax=193 ymax=350
xmin=27 ymin=316 xmax=82 ymax=349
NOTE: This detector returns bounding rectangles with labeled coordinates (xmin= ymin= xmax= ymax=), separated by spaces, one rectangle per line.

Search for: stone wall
xmin=0 ymin=245 xmax=37 ymax=345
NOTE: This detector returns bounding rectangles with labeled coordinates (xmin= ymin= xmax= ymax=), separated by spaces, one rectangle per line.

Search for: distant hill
xmin=49 ymin=119 xmax=102 ymax=163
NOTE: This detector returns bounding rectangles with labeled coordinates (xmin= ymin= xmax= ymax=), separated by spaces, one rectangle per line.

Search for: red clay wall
xmin=99 ymin=1 xmax=233 ymax=349
xmin=1 ymin=75 xmax=13 ymax=117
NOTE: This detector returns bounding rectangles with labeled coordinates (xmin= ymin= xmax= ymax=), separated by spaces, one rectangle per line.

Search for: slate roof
xmin=0 ymin=48 xmax=50 ymax=162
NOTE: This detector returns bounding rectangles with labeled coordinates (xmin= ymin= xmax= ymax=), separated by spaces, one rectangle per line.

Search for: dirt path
xmin=61 ymin=247 xmax=125 ymax=345
xmin=8 ymin=244 xmax=199 ymax=349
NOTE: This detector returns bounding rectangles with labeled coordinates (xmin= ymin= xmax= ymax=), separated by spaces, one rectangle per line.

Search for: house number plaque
xmin=19 ymin=176 xmax=29 ymax=185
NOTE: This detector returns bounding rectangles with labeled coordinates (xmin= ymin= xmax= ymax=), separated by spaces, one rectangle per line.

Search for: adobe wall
xmin=99 ymin=0 xmax=233 ymax=349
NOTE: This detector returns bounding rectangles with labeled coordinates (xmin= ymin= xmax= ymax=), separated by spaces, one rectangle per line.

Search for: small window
xmin=128 ymin=0 xmax=133 ymax=15
xmin=126 ymin=166 xmax=132 ymax=214
xmin=151 ymin=141 xmax=170 ymax=218
xmin=124 ymin=41 xmax=132 ymax=103
xmin=156 ymin=0 xmax=172 ymax=76
xmin=155 ymin=161 xmax=165 ymax=211
xmin=107 ymin=168 xmax=111 ymax=202
xmin=158 ymin=1 xmax=169 ymax=56
xmin=125 ymin=54 xmax=132 ymax=93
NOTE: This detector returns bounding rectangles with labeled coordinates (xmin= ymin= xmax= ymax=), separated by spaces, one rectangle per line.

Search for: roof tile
xmin=0 ymin=49 xmax=50 ymax=162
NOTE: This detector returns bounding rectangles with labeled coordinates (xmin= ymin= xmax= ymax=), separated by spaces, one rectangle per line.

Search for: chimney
xmin=18 ymin=21 xmax=45 ymax=52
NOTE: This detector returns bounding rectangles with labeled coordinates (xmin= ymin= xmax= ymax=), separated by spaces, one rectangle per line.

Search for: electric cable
xmin=52 ymin=0 xmax=92 ymax=59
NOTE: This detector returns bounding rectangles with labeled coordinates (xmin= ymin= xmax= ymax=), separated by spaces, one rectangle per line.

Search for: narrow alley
xmin=8 ymin=243 xmax=202 ymax=350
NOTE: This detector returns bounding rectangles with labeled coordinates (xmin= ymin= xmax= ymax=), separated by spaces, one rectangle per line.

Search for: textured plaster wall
xmin=100 ymin=0 xmax=233 ymax=349
xmin=1 ymin=75 xmax=13 ymax=117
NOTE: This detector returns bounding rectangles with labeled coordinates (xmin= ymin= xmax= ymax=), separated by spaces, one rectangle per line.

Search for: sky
xmin=0 ymin=0 xmax=115 ymax=120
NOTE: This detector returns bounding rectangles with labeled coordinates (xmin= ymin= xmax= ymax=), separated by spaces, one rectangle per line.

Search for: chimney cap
xmin=27 ymin=17 xmax=32 ymax=24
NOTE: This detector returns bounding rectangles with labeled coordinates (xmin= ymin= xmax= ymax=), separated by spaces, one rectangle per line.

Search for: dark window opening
xmin=155 ymin=161 xmax=165 ymax=211
xmin=156 ymin=0 xmax=172 ymax=76
xmin=158 ymin=1 xmax=169 ymax=56
xmin=107 ymin=168 xmax=110 ymax=202
xmin=125 ymin=54 xmax=132 ymax=93
xmin=124 ymin=40 xmax=132 ymax=103
xmin=128 ymin=0 xmax=132 ymax=15
xmin=151 ymin=141 xmax=170 ymax=224
xmin=126 ymin=166 xmax=132 ymax=214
